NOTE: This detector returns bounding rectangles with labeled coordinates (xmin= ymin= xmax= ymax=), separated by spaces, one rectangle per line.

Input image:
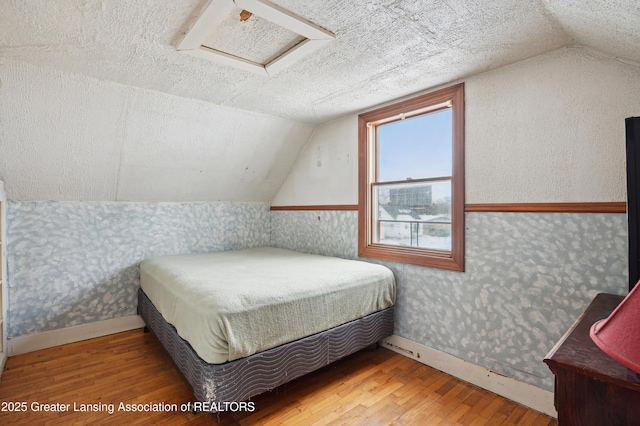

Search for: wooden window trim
xmin=465 ymin=202 xmax=626 ymax=213
xmin=270 ymin=205 xmax=358 ymax=211
xmin=358 ymin=83 xmax=465 ymax=271
xmin=269 ymin=202 xmax=625 ymax=213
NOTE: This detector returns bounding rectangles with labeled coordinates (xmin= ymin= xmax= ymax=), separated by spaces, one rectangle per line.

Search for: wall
xmin=270 ymin=46 xmax=640 ymax=390
xmin=271 ymin=115 xmax=357 ymax=206
xmin=6 ymin=201 xmax=269 ymax=338
xmin=465 ymin=47 xmax=633 ymax=204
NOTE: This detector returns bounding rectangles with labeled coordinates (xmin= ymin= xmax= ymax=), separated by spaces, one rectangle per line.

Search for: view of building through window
xmin=374 ymin=108 xmax=452 ymax=250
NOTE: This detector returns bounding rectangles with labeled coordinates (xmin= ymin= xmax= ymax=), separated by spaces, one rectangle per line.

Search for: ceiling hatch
xmin=176 ymin=0 xmax=335 ymax=76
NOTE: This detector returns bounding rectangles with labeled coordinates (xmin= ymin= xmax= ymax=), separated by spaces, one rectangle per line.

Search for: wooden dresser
xmin=544 ymin=293 xmax=640 ymax=425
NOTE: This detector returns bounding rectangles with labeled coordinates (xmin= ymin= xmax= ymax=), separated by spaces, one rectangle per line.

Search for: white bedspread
xmin=139 ymin=247 xmax=395 ymax=364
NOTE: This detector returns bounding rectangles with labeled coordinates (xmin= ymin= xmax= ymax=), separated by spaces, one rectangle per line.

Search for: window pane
xmin=378 ymin=108 xmax=452 ymax=182
xmin=374 ymin=180 xmax=451 ymax=250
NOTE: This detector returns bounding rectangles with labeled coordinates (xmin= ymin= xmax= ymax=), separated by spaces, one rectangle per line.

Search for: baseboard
xmin=381 ymin=335 xmax=556 ymax=418
xmin=7 ymin=315 xmax=145 ymax=357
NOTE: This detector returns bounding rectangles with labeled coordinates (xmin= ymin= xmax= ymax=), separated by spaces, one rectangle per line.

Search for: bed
xmin=137 ymin=247 xmax=396 ymax=406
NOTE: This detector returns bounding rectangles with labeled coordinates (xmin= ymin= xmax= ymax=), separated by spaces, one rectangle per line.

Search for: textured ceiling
xmin=2 ymin=0 xmax=639 ymax=124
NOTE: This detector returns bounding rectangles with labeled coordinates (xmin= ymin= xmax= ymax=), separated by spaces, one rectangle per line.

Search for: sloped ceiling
xmin=0 ymin=0 xmax=639 ymax=201
xmin=2 ymin=0 xmax=638 ymax=124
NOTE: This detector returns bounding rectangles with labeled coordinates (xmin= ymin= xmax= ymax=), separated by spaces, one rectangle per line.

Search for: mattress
xmin=139 ymin=247 xmax=396 ymax=364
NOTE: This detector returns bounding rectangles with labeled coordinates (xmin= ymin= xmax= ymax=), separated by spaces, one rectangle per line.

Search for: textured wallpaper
xmin=271 ymin=210 xmax=358 ymax=259
xmin=6 ymin=201 xmax=270 ymax=337
xmin=271 ymin=210 xmax=628 ymax=390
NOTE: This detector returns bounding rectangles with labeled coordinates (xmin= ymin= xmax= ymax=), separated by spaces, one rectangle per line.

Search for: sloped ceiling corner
xmin=0 ymin=60 xmax=315 ymax=202
xmin=542 ymin=0 xmax=640 ymax=65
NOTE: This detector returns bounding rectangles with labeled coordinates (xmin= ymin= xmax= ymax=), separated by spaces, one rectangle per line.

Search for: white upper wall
xmin=0 ymin=60 xmax=315 ymax=201
xmin=272 ymin=47 xmax=640 ymax=206
xmin=271 ymin=115 xmax=357 ymax=206
xmin=466 ymin=47 xmax=638 ymax=204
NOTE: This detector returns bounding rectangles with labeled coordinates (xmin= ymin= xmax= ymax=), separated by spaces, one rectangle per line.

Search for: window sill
xmin=358 ymin=243 xmax=464 ymax=272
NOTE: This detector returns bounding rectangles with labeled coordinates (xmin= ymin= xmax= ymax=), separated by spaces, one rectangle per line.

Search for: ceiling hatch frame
xmin=176 ymin=0 xmax=335 ymax=76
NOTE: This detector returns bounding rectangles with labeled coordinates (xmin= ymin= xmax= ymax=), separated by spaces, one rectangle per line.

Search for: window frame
xmin=357 ymin=83 xmax=465 ymax=271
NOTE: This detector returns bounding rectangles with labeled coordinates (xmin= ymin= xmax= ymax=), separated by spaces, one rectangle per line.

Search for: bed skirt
xmin=137 ymin=288 xmax=394 ymax=405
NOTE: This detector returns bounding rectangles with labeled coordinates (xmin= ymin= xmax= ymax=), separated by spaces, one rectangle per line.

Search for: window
xmin=358 ymin=83 xmax=464 ymax=271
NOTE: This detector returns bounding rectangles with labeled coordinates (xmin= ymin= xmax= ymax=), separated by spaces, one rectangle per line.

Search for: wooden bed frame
xmin=137 ymin=289 xmax=394 ymax=407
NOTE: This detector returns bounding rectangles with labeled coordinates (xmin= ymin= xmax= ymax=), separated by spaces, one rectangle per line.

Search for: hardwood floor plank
xmin=0 ymin=329 xmax=557 ymax=425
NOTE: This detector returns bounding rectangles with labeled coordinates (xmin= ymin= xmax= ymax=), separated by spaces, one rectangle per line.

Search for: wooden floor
xmin=0 ymin=330 xmax=556 ymax=425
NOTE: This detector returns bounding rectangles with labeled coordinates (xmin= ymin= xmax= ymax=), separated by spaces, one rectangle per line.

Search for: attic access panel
xmin=176 ymin=0 xmax=335 ymax=76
